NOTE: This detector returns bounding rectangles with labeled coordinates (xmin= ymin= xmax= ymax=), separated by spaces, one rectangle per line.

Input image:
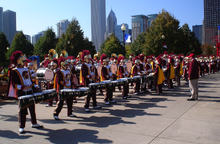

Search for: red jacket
xmin=188 ymin=59 xmax=199 ymax=80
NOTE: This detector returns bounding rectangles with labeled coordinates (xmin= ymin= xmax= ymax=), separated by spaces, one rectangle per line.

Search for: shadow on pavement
xmin=0 ymin=130 xmax=32 ymax=139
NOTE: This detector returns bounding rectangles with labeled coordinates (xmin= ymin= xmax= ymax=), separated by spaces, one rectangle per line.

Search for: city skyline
xmin=1 ymin=0 xmax=204 ymax=42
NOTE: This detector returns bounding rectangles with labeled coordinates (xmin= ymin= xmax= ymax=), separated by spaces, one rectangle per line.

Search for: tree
xmin=125 ymin=44 xmax=132 ymax=59
xmin=143 ymin=9 xmax=181 ymax=56
xmin=201 ymin=44 xmax=215 ymax=55
xmin=56 ymin=18 xmax=96 ymax=57
xmin=6 ymin=31 xmax=34 ymax=60
xmin=0 ymin=32 xmax=10 ymax=67
xmin=130 ymin=32 xmax=147 ymax=56
xmin=33 ymin=28 xmax=58 ymax=61
xmin=100 ymin=34 xmax=124 ymax=58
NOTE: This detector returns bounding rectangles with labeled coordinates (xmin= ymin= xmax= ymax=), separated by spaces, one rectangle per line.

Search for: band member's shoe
xmin=68 ymin=114 xmax=76 ymax=117
xmin=105 ymin=101 xmax=110 ymax=105
xmin=134 ymin=92 xmax=139 ymax=95
xmin=19 ymin=128 xmax=25 ymax=134
xmin=109 ymin=100 xmax=116 ymax=103
xmin=127 ymin=95 xmax=131 ymax=98
xmin=31 ymin=123 xmax=43 ymax=128
xmin=123 ymin=97 xmax=127 ymax=99
xmin=46 ymin=104 xmax=52 ymax=107
xmin=54 ymin=115 xmax=59 ymax=120
xmin=187 ymin=98 xmax=196 ymax=101
xmin=93 ymin=105 xmax=101 ymax=109
xmin=98 ymin=93 xmax=104 ymax=95
xmin=85 ymin=108 xmax=90 ymax=112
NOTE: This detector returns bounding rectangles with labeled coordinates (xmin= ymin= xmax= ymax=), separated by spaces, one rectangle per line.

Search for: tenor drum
xmin=99 ymin=80 xmax=112 ymax=89
xmin=127 ymin=77 xmax=132 ymax=83
xmin=18 ymin=95 xmax=34 ymax=109
xmin=60 ymin=89 xmax=80 ymax=100
xmin=42 ymin=89 xmax=57 ymax=102
xmin=89 ymin=83 xmax=100 ymax=91
xmin=111 ymin=80 xmax=118 ymax=87
xmin=78 ymin=87 xmax=90 ymax=97
xmin=132 ymin=76 xmax=141 ymax=82
xmin=36 ymin=68 xmax=54 ymax=82
xmin=33 ymin=92 xmax=44 ymax=104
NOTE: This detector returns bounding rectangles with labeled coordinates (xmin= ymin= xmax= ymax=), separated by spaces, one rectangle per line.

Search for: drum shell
xmin=78 ymin=88 xmax=90 ymax=97
xmin=59 ymin=89 xmax=80 ymax=100
xmin=33 ymin=93 xmax=44 ymax=104
xmin=132 ymin=76 xmax=141 ymax=82
xmin=18 ymin=95 xmax=34 ymax=109
xmin=89 ymin=83 xmax=100 ymax=91
xmin=43 ymin=90 xmax=57 ymax=102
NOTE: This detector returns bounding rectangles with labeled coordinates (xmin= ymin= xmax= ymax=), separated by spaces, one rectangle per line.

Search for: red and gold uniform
xmin=155 ymin=57 xmax=165 ymax=94
xmin=131 ymin=56 xmax=141 ymax=94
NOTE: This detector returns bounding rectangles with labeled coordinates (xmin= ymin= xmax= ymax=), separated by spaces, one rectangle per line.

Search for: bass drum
xmin=126 ymin=60 xmax=132 ymax=74
xmin=111 ymin=62 xmax=118 ymax=75
xmin=36 ymin=68 xmax=54 ymax=82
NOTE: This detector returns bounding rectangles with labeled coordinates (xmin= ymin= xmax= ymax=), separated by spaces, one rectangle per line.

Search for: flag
xmin=218 ymin=25 xmax=220 ymax=30
xmin=163 ymin=41 xmax=167 ymax=49
xmin=124 ymin=34 xmax=132 ymax=43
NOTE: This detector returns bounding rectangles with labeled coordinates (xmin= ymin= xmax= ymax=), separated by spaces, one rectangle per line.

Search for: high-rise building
xmin=91 ymin=0 xmax=106 ymax=52
xmin=57 ymin=19 xmax=69 ymax=38
xmin=32 ymin=31 xmax=45 ymax=45
xmin=131 ymin=15 xmax=148 ymax=42
xmin=3 ymin=10 xmax=16 ymax=44
xmin=106 ymin=9 xmax=117 ymax=34
xmin=148 ymin=14 xmax=158 ymax=27
xmin=0 ymin=7 xmax=3 ymax=32
xmin=192 ymin=25 xmax=203 ymax=44
xmin=24 ymin=34 xmax=31 ymax=42
xmin=115 ymin=24 xmax=131 ymax=42
xmin=204 ymin=0 xmax=220 ymax=45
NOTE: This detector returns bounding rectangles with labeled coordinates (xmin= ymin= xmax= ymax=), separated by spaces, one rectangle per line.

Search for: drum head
xmin=126 ymin=60 xmax=132 ymax=73
xmin=97 ymin=63 xmax=102 ymax=77
xmin=111 ymin=62 xmax=118 ymax=75
xmin=45 ymin=69 xmax=54 ymax=82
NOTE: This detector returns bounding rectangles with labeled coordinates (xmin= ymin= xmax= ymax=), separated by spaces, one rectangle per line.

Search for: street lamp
xmin=161 ymin=35 xmax=165 ymax=39
xmin=6 ymin=47 xmax=9 ymax=51
xmin=214 ymin=46 xmax=216 ymax=49
xmin=121 ymin=23 xmax=126 ymax=56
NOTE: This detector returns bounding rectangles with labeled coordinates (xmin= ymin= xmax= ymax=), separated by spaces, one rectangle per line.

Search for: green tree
xmin=56 ymin=18 xmax=96 ymax=57
xmin=201 ymin=44 xmax=215 ymax=56
xmin=33 ymin=28 xmax=58 ymax=61
xmin=130 ymin=32 xmax=147 ymax=56
xmin=0 ymin=32 xmax=10 ymax=67
xmin=6 ymin=31 xmax=34 ymax=60
xmin=100 ymin=34 xmax=124 ymax=58
xmin=125 ymin=44 xmax=132 ymax=59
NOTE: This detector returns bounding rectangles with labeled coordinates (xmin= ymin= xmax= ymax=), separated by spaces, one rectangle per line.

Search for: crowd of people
xmin=7 ymin=49 xmax=219 ymax=134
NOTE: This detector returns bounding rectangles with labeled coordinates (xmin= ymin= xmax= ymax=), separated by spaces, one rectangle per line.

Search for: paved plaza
xmin=0 ymin=73 xmax=220 ymax=144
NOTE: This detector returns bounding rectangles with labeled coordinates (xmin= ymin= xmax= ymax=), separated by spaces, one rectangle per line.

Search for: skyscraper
xmin=131 ymin=15 xmax=148 ymax=42
xmin=106 ymin=9 xmax=117 ymax=34
xmin=192 ymin=25 xmax=203 ymax=44
xmin=3 ymin=10 xmax=16 ymax=44
xmin=115 ymin=24 xmax=130 ymax=42
xmin=24 ymin=34 xmax=31 ymax=42
xmin=0 ymin=7 xmax=3 ymax=32
xmin=148 ymin=14 xmax=158 ymax=27
xmin=32 ymin=31 xmax=45 ymax=45
xmin=57 ymin=19 xmax=69 ymax=38
xmin=204 ymin=0 xmax=220 ymax=45
xmin=91 ymin=0 xmax=106 ymax=52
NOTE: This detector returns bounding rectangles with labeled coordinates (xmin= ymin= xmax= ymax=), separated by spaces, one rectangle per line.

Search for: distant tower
xmin=3 ymin=10 xmax=16 ymax=44
xmin=0 ymin=7 xmax=3 ymax=32
xmin=106 ymin=9 xmax=117 ymax=34
xmin=131 ymin=15 xmax=148 ymax=42
xmin=32 ymin=31 xmax=45 ymax=45
xmin=57 ymin=19 xmax=69 ymax=38
xmin=91 ymin=0 xmax=106 ymax=52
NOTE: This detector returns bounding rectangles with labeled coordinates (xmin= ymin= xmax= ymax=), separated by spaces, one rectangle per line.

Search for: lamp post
xmin=121 ymin=23 xmax=126 ymax=56
xmin=161 ymin=35 xmax=165 ymax=39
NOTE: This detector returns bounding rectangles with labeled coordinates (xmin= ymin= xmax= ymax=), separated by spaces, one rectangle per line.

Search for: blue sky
xmin=1 ymin=0 xmax=203 ymax=41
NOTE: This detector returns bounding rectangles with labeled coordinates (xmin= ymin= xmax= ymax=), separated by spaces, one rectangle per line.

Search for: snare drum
xmin=132 ymin=76 xmax=141 ymax=82
xmin=33 ymin=92 xmax=44 ymax=104
xmin=89 ymin=83 xmax=100 ymax=91
xmin=111 ymin=81 xmax=118 ymax=87
xmin=99 ymin=80 xmax=112 ymax=89
xmin=42 ymin=89 xmax=56 ymax=102
xmin=18 ymin=95 xmax=34 ymax=109
xmin=78 ymin=87 xmax=90 ymax=97
xmin=36 ymin=68 xmax=54 ymax=82
xmin=60 ymin=89 xmax=79 ymax=100
xmin=127 ymin=77 xmax=132 ymax=83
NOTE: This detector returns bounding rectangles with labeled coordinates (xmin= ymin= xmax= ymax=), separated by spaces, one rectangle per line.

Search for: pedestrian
xmin=187 ymin=53 xmax=199 ymax=101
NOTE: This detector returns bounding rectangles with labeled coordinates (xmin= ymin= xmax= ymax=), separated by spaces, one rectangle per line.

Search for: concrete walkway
xmin=0 ymin=73 xmax=220 ymax=144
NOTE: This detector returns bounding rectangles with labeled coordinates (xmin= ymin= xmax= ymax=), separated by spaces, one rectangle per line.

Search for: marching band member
xmin=117 ymin=56 xmax=130 ymax=99
xmin=175 ymin=55 xmax=183 ymax=87
xmin=209 ymin=55 xmax=215 ymax=74
xmin=199 ymin=55 xmax=205 ymax=77
xmin=100 ymin=53 xmax=116 ymax=104
xmin=139 ymin=54 xmax=146 ymax=93
xmin=155 ymin=56 xmax=165 ymax=95
xmin=46 ymin=58 xmax=59 ymax=107
xmin=53 ymin=56 xmax=76 ymax=120
xmin=27 ymin=60 xmax=36 ymax=81
xmin=10 ymin=51 xmax=43 ymax=134
xmin=131 ymin=56 xmax=141 ymax=95
xmin=183 ymin=56 xmax=189 ymax=84
xmin=167 ymin=56 xmax=175 ymax=90
xmin=145 ymin=56 xmax=153 ymax=91
xmin=80 ymin=50 xmax=101 ymax=112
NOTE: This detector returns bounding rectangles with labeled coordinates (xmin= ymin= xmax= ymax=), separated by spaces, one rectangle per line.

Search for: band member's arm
xmin=56 ymin=71 xmax=64 ymax=86
xmin=82 ymin=64 xmax=90 ymax=79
